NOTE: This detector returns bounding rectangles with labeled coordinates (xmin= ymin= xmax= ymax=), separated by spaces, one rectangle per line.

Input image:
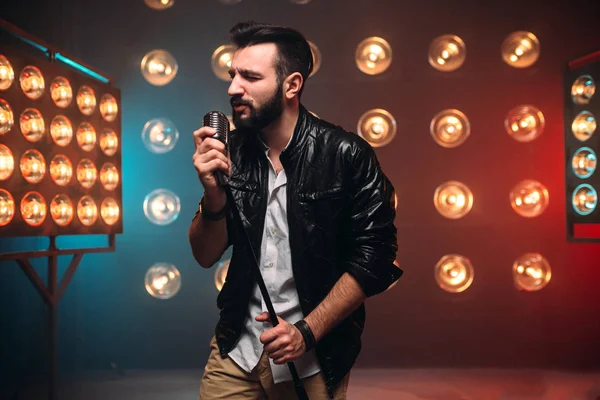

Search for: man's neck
xmin=259 ymin=104 xmax=299 ymax=154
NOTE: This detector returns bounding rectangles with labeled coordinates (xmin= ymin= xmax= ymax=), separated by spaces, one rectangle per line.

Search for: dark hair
xmin=229 ymin=21 xmax=313 ymax=98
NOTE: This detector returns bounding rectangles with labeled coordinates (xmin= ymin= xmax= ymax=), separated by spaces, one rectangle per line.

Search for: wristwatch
xmin=198 ymin=196 xmax=228 ymax=221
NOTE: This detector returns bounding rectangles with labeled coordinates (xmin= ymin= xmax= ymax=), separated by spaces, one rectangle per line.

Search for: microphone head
xmin=203 ymin=111 xmax=229 ymax=146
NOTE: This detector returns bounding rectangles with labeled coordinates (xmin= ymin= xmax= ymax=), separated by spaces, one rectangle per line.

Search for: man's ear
xmin=284 ymin=72 xmax=303 ymax=100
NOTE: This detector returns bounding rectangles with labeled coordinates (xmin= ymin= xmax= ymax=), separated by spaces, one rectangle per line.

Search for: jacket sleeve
xmin=343 ymin=138 xmax=402 ymax=297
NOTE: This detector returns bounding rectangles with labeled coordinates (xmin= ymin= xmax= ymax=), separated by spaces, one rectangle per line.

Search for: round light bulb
xmin=100 ymin=93 xmax=118 ymax=122
xmin=100 ymin=197 xmax=120 ymax=225
xmin=141 ymin=49 xmax=178 ymax=86
xmin=214 ymin=259 xmax=230 ymax=291
xmin=50 ymin=194 xmax=74 ymax=226
xmin=144 ymin=0 xmax=174 ymax=9
xmin=141 ymin=118 xmax=179 ymax=153
xmin=50 ymin=76 xmax=73 ymax=108
xmin=435 ymin=254 xmax=474 ymax=293
xmin=99 ymin=128 xmax=118 ymax=156
xmin=76 ymin=122 xmax=97 ymax=152
xmin=357 ymin=109 xmax=397 ymax=147
xmin=0 ymin=55 xmax=15 ymax=91
xmin=20 ymin=108 xmax=45 ymax=142
xmin=76 ymin=85 xmax=97 ymax=116
xmin=143 ymin=188 xmax=181 ymax=225
xmin=77 ymin=195 xmax=98 ymax=226
xmin=76 ymin=159 xmax=97 ymax=189
xmin=19 ymin=65 xmax=45 ymax=100
xmin=571 ymin=147 xmax=597 ymax=179
xmin=434 ymin=181 xmax=473 ymax=219
xmin=430 ymin=109 xmax=470 ymax=148
xmin=571 ymin=110 xmax=596 ymax=142
xmin=572 ymin=184 xmax=598 ymax=216
xmin=513 ymin=253 xmax=551 ymax=291
xmin=355 ymin=37 xmax=392 ymax=75
xmin=0 ymin=189 xmax=15 ymax=226
xmin=49 ymin=154 xmax=73 ymax=186
xmin=211 ymin=45 xmax=236 ymax=81
xmin=0 ymin=144 xmax=15 ymax=181
xmin=510 ymin=180 xmax=549 ymax=218
xmin=571 ymin=75 xmax=595 ymax=105
xmin=0 ymin=99 xmax=14 ymax=135
xmin=145 ymin=263 xmax=181 ymax=299
xmin=504 ymin=105 xmax=545 ymax=142
xmin=50 ymin=115 xmax=73 ymax=147
xmin=20 ymin=149 xmax=46 ymax=184
xmin=428 ymin=34 xmax=466 ymax=72
xmin=501 ymin=31 xmax=540 ymax=68
xmin=21 ymin=191 xmax=47 ymax=226
xmin=100 ymin=163 xmax=119 ymax=191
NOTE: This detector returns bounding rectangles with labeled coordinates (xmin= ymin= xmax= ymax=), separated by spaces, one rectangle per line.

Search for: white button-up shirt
xmin=227 ymin=134 xmax=321 ymax=384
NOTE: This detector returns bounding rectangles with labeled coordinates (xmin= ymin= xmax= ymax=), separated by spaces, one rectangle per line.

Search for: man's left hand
xmin=256 ymin=312 xmax=306 ymax=364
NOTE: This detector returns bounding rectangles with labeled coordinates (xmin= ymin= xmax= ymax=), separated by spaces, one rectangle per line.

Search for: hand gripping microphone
xmin=202 ymin=111 xmax=230 ymax=186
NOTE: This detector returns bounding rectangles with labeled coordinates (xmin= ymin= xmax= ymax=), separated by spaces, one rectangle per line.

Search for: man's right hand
xmin=192 ymin=126 xmax=231 ymax=212
xmin=192 ymin=126 xmax=231 ymax=192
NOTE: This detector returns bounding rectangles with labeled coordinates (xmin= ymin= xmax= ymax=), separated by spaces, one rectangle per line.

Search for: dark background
xmin=1 ymin=0 xmax=600 ymax=392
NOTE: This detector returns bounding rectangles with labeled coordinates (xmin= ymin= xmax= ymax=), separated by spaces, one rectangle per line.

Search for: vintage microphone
xmin=202 ymin=111 xmax=309 ymax=400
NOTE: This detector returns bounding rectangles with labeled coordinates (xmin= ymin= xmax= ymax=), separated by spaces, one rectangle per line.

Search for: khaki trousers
xmin=199 ymin=336 xmax=349 ymax=399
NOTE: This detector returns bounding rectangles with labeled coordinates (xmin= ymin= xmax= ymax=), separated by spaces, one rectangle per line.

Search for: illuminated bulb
xmin=428 ymin=34 xmax=466 ymax=72
xmin=571 ymin=111 xmax=597 ymax=142
xmin=513 ymin=253 xmax=551 ymax=291
xmin=0 ymin=189 xmax=15 ymax=226
xmin=0 ymin=99 xmax=14 ymax=135
xmin=20 ymin=108 xmax=45 ymax=142
xmin=20 ymin=149 xmax=46 ymax=184
xmin=77 ymin=195 xmax=98 ymax=226
xmin=430 ymin=109 xmax=470 ymax=147
xmin=100 ymin=94 xmax=118 ymax=122
xmin=100 ymin=198 xmax=120 ymax=225
xmin=357 ymin=109 xmax=397 ymax=147
xmin=76 ymin=86 xmax=96 ymax=115
xmin=571 ymin=75 xmax=596 ymax=105
xmin=145 ymin=263 xmax=181 ymax=299
xmin=0 ymin=55 xmax=15 ymax=91
xmin=100 ymin=163 xmax=119 ymax=191
xmin=50 ymin=115 xmax=73 ymax=147
xmin=308 ymin=41 xmax=321 ymax=77
xmin=572 ymin=184 xmax=598 ymax=216
xmin=50 ymin=77 xmax=73 ymax=108
xmin=21 ymin=191 xmax=47 ymax=226
xmin=19 ymin=66 xmax=45 ymax=100
xmin=435 ymin=254 xmax=474 ymax=293
xmin=355 ymin=37 xmax=392 ymax=75
xmin=76 ymin=159 xmax=97 ymax=189
xmin=211 ymin=45 xmax=237 ymax=81
xmin=100 ymin=128 xmax=118 ymax=156
xmin=504 ymin=105 xmax=545 ymax=142
xmin=572 ymin=147 xmax=597 ymax=179
xmin=510 ymin=180 xmax=549 ymax=218
xmin=434 ymin=181 xmax=473 ymax=219
xmin=49 ymin=155 xmax=73 ymax=186
xmin=143 ymin=188 xmax=181 ymax=225
xmin=77 ymin=122 xmax=96 ymax=151
xmin=50 ymin=194 xmax=74 ymax=226
xmin=214 ymin=259 xmax=230 ymax=291
xmin=141 ymin=118 xmax=179 ymax=153
xmin=141 ymin=49 xmax=178 ymax=86
xmin=0 ymin=144 xmax=15 ymax=180
xmin=501 ymin=31 xmax=540 ymax=68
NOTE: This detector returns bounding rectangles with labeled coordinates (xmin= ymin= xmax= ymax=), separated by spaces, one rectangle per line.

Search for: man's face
xmin=228 ymin=43 xmax=284 ymax=131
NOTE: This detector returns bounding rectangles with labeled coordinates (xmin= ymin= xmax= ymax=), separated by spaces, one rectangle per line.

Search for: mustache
xmin=230 ymin=96 xmax=252 ymax=107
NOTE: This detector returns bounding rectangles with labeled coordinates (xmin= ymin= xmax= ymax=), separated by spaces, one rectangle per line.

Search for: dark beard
xmin=231 ymin=86 xmax=283 ymax=131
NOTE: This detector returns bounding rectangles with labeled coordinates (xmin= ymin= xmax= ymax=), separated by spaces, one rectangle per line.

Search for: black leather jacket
xmin=213 ymin=105 xmax=402 ymax=398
